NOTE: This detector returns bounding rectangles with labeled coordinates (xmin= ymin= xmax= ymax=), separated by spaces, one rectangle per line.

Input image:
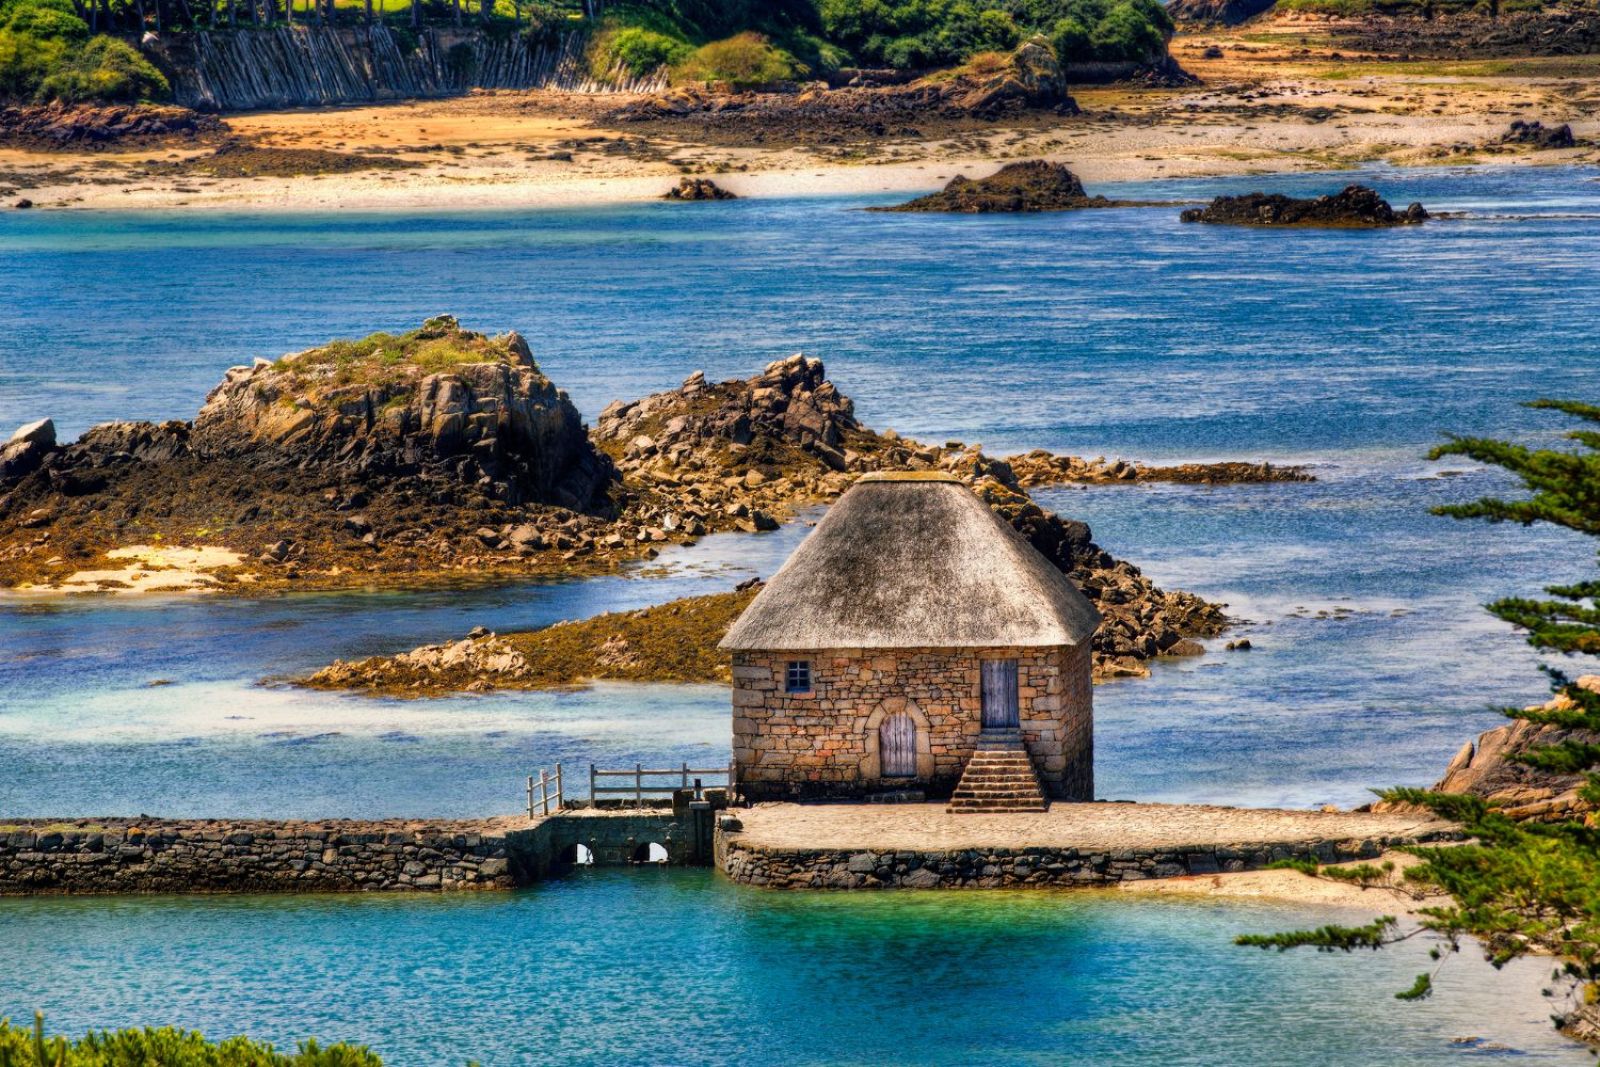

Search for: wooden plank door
xmin=981 ymin=659 xmax=1019 ymax=728
xmin=880 ymin=713 xmax=916 ymax=778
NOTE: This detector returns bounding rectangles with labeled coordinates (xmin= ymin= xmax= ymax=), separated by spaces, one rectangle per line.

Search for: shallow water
xmin=4 ymin=166 xmax=1600 ymax=1060
xmin=1 ymin=872 xmax=1587 ymax=1066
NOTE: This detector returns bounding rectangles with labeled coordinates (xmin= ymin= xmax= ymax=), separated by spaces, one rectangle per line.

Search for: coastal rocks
xmin=0 ymin=102 xmax=223 ymax=150
xmin=0 ymin=419 xmax=55 ymax=482
xmin=1004 ymin=449 xmax=1312 ymax=486
xmin=663 ymin=177 xmax=737 ymax=201
xmin=191 ymin=315 xmax=611 ymax=510
xmin=879 ymin=161 xmax=1128 ymax=213
xmin=611 ymin=39 xmax=1078 ymax=140
xmin=305 ymin=585 xmax=761 ymax=695
xmin=0 ymin=818 xmax=519 ymax=895
xmin=1180 ymin=185 xmax=1429 ymax=227
xmin=1426 ymin=676 xmax=1600 ymax=822
xmin=1167 ymin=0 xmax=1277 ymax=25
xmin=1499 ymin=120 xmax=1576 ymax=149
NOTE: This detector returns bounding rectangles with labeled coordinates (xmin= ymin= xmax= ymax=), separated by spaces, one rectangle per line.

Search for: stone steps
xmin=948 ymin=729 xmax=1049 ymax=814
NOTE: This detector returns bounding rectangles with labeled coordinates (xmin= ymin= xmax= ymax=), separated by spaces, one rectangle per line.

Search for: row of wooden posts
xmin=526 ymin=762 xmax=735 ymax=817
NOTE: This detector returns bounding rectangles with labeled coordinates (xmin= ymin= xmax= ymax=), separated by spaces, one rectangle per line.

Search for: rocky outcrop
xmin=150 ymin=24 xmax=649 ymax=112
xmin=1005 ymin=449 xmax=1312 ymax=486
xmin=0 ymin=103 xmax=223 ymax=150
xmin=1499 ymin=119 xmax=1577 ymax=149
xmin=611 ymin=38 xmax=1077 ymax=141
xmin=1331 ymin=9 xmax=1600 ymax=60
xmin=0 ymin=418 xmax=55 ymax=483
xmin=663 ymin=177 xmax=737 ymax=201
xmin=1429 ymin=676 xmax=1600 ymax=822
xmin=306 ymin=584 xmax=761 ymax=695
xmin=1180 ymin=185 xmax=1428 ymax=227
xmin=0 ymin=818 xmax=519 ymax=895
xmin=1167 ymin=0 xmax=1278 ymax=25
xmin=878 ymin=161 xmax=1135 ymax=213
xmin=192 ymin=315 xmax=608 ymax=510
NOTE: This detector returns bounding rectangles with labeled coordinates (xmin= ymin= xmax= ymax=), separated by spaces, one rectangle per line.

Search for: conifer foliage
xmin=1238 ymin=400 xmax=1600 ymax=1038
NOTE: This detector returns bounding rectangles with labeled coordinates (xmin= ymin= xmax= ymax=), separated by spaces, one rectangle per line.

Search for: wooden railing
xmin=588 ymin=762 xmax=734 ymax=808
xmin=526 ymin=764 xmax=564 ymax=818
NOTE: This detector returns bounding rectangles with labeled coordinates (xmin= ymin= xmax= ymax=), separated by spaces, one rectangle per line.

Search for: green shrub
xmin=3 ymin=3 xmax=87 ymax=41
xmin=819 ymin=0 xmax=1166 ymax=69
xmin=0 ymin=1013 xmax=385 ymax=1066
xmin=605 ymin=25 xmax=693 ymax=74
xmin=671 ymin=30 xmax=803 ymax=85
xmin=34 ymin=35 xmax=168 ymax=102
xmin=0 ymin=26 xmax=63 ymax=97
xmin=1088 ymin=0 xmax=1165 ymax=60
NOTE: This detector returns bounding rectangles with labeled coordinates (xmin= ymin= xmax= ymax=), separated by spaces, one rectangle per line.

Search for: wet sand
xmin=5 ymin=24 xmax=1600 ymax=213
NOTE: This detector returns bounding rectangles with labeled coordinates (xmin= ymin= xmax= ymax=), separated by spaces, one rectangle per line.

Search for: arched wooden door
xmin=880 ymin=712 xmax=916 ymax=778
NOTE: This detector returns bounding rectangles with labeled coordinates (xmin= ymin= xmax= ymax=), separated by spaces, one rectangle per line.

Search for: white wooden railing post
xmin=554 ymin=763 xmax=562 ymax=810
xmin=539 ymin=769 xmax=550 ymax=816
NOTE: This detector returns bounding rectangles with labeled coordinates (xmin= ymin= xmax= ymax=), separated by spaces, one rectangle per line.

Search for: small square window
xmin=786 ymin=660 xmax=812 ymax=693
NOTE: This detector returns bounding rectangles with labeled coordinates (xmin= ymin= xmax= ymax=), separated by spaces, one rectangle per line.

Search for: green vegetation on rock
xmin=0 ymin=1012 xmax=382 ymax=1066
xmin=0 ymin=0 xmax=168 ymax=102
xmin=272 ymin=315 xmax=534 ymax=393
xmin=1239 ymin=399 xmax=1600 ymax=1043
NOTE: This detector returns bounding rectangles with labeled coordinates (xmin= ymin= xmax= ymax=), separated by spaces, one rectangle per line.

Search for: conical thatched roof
xmin=720 ymin=472 xmax=1100 ymax=651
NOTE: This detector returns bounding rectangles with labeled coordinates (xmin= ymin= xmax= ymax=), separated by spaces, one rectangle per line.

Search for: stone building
xmin=720 ymin=472 xmax=1099 ymax=811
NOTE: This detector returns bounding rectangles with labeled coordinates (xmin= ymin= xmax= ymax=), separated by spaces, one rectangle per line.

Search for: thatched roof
xmin=720 ymin=473 xmax=1100 ymax=651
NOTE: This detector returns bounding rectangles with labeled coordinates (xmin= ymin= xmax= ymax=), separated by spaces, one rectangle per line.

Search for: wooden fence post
xmin=590 ymin=763 xmax=597 ymax=806
xmin=539 ymin=769 xmax=550 ymax=816
xmin=554 ymin=763 xmax=562 ymax=810
xmin=526 ymin=775 xmax=534 ymax=820
xmin=635 ymin=762 xmax=643 ymax=809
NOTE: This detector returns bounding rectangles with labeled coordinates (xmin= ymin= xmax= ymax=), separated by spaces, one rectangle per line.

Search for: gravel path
xmin=733 ymin=802 xmax=1456 ymax=852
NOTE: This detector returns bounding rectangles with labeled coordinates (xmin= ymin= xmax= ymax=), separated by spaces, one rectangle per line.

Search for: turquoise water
xmin=1 ymin=872 xmax=1587 ymax=1065
xmin=5 ymin=166 xmax=1600 ymax=1061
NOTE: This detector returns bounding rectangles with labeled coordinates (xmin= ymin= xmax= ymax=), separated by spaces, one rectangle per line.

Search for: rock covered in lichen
xmin=193 ymin=315 xmax=610 ymax=510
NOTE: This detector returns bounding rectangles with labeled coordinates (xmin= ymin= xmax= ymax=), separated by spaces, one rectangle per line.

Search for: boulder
xmin=663 ymin=177 xmax=737 ymax=201
xmin=190 ymin=316 xmax=613 ymax=510
xmin=1180 ymin=185 xmax=1429 ymax=227
xmin=879 ymin=161 xmax=1127 ymax=213
xmin=1500 ymin=120 xmax=1576 ymax=149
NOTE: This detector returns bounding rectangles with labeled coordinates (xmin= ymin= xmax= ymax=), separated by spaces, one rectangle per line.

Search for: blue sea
xmin=3 ymin=165 xmax=1599 ymax=1063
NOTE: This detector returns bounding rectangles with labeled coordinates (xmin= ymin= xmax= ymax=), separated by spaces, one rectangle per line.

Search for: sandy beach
xmin=5 ymin=24 xmax=1600 ymax=213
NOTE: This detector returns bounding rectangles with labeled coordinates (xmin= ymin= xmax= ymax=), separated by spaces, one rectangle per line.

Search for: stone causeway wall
xmin=718 ymin=833 xmax=1439 ymax=890
xmin=733 ymin=644 xmax=1092 ymax=802
xmin=0 ymin=819 xmax=517 ymax=895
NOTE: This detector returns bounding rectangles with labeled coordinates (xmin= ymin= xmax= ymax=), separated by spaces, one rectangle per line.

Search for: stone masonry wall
xmin=733 ymin=645 xmax=1092 ymax=801
xmin=718 ymin=833 xmax=1436 ymax=890
xmin=0 ymin=819 xmax=516 ymax=895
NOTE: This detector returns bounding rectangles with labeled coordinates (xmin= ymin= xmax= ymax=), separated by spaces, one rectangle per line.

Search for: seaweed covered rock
xmin=881 ymin=161 xmax=1126 ymax=213
xmin=0 ymin=102 xmax=222 ymax=149
xmin=1180 ymin=185 xmax=1428 ymax=227
xmin=193 ymin=315 xmax=609 ymax=510
xmin=1499 ymin=120 xmax=1576 ymax=149
xmin=664 ymin=177 xmax=737 ymax=201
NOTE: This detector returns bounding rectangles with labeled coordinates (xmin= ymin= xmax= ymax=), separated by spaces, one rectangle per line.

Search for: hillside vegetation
xmin=0 ymin=0 xmax=167 ymax=102
xmin=583 ymin=0 xmax=1173 ymax=86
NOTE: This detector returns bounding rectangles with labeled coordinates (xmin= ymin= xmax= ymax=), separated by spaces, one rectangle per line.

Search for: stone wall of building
xmin=0 ymin=819 xmax=517 ymax=895
xmin=732 ymin=644 xmax=1092 ymax=801
xmin=718 ymin=833 xmax=1415 ymax=890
